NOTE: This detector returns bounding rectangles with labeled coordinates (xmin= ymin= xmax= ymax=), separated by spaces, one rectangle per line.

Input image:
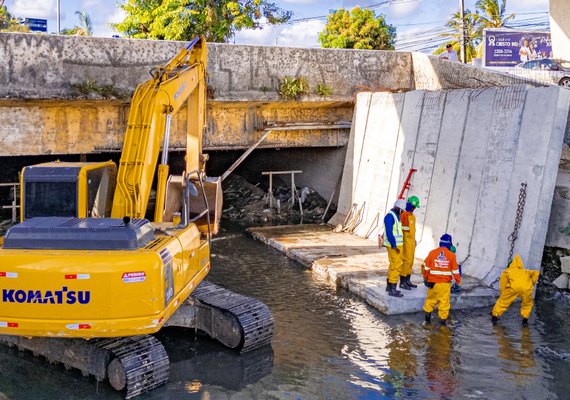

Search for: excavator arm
xmin=111 ymin=36 xmax=207 ymax=222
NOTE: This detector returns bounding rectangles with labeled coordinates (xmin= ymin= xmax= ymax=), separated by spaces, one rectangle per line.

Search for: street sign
xmin=23 ymin=18 xmax=47 ymax=33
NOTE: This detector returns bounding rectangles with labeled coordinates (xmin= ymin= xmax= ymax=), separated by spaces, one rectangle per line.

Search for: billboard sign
xmin=483 ymin=29 xmax=552 ymax=67
xmin=23 ymin=18 xmax=47 ymax=32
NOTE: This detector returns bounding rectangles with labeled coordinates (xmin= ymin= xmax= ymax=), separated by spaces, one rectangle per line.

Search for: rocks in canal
xmin=222 ymin=174 xmax=331 ymax=226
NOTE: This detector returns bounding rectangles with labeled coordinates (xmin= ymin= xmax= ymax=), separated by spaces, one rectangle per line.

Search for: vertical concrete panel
xmin=408 ymin=91 xmax=446 ymax=251
xmin=446 ymin=88 xmax=497 ymax=270
xmin=467 ymin=86 xmax=527 ymax=282
xmin=329 ymin=92 xmax=372 ymax=225
xmin=392 ymin=90 xmax=424 ymax=211
xmin=419 ymin=90 xmax=471 ymax=254
xmin=353 ymin=93 xmax=405 ymax=237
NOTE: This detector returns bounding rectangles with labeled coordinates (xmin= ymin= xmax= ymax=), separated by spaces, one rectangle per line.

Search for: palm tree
xmin=475 ymin=0 xmax=515 ymax=28
xmin=437 ymin=10 xmax=482 ymax=62
xmin=75 ymin=10 xmax=93 ymax=36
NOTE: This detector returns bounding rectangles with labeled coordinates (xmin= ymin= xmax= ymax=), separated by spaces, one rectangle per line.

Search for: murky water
xmin=1 ymin=224 xmax=569 ymax=399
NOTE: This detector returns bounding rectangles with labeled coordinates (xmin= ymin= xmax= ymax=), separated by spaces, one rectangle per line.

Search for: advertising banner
xmin=484 ymin=29 xmax=552 ymax=67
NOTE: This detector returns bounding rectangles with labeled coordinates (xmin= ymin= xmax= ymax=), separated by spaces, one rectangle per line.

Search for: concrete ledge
xmin=248 ymin=224 xmax=498 ymax=315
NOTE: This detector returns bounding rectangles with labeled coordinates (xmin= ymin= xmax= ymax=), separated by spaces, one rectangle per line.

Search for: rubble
xmin=221 ymin=174 xmax=331 ymax=226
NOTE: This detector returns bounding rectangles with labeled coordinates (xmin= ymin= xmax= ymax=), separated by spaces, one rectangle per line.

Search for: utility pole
xmin=459 ymin=0 xmax=466 ymax=63
xmin=57 ymin=0 xmax=60 ymax=34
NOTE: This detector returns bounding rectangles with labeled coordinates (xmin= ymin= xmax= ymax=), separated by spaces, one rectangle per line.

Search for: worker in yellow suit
xmin=381 ymin=199 xmax=407 ymax=297
xmin=399 ymin=195 xmax=420 ymax=290
xmin=422 ymin=234 xmax=461 ymax=325
xmin=491 ymin=254 xmax=539 ymax=327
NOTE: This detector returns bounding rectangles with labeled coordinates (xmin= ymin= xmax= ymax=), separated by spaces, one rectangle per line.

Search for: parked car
xmin=511 ymin=58 xmax=570 ymax=87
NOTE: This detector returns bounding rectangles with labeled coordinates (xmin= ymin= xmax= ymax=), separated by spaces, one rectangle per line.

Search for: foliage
xmin=475 ymin=0 xmax=515 ymax=28
xmin=316 ymin=82 xmax=331 ymax=96
xmin=278 ymin=77 xmax=309 ymax=100
xmin=0 ymin=0 xmax=29 ymax=33
xmin=434 ymin=0 xmax=516 ymax=61
xmin=61 ymin=11 xmax=94 ymax=36
xmin=113 ymin=0 xmax=292 ymax=43
xmin=71 ymin=80 xmax=123 ymax=99
xmin=319 ymin=7 xmax=396 ymax=50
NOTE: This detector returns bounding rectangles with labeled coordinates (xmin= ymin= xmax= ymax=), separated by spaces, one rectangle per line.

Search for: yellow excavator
xmin=0 ymin=36 xmax=273 ymax=398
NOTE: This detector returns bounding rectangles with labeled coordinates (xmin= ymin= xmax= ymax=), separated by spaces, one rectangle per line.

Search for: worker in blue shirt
xmin=381 ymin=199 xmax=407 ymax=297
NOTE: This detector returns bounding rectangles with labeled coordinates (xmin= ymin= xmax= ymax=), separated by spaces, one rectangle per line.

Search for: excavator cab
xmin=20 ymin=161 xmax=117 ymax=221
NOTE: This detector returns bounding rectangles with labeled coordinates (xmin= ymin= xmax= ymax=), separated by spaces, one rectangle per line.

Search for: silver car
xmin=512 ymin=59 xmax=570 ymax=87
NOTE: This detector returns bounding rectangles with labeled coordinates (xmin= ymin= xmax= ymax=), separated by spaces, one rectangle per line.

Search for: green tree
xmin=475 ymin=0 xmax=515 ymax=28
xmin=112 ymin=0 xmax=292 ymax=43
xmin=434 ymin=10 xmax=481 ymax=62
xmin=61 ymin=10 xmax=94 ymax=36
xmin=319 ymin=7 xmax=396 ymax=50
xmin=0 ymin=0 xmax=30 ymax=32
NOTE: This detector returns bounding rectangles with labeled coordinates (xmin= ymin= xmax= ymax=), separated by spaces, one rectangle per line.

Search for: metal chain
xmin=508 ymin=182 xmax=527 ymax=262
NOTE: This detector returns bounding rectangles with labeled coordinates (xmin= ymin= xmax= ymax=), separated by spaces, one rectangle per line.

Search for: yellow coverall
xmin=383 ymin=211 xmax=404 ymax=284
xmin=422 ymin=247 xmax=461 ymax=320
xmin=401 ymin=211 xmax=416 ymax=277
xmin=492 ymin=254 xmax=539 ymax=319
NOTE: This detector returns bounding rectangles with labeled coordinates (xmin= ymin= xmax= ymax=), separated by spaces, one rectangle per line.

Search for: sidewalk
xmin=248 ymin=224 xmax=498 ymax=315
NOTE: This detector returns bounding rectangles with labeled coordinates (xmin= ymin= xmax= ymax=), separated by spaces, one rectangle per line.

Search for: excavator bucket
xmin=164 ymin=175 xmax=223 ymax=235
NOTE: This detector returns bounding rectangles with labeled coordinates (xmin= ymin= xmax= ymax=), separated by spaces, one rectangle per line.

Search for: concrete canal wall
xmin=330 ymin=86 xmax=570 ymax=286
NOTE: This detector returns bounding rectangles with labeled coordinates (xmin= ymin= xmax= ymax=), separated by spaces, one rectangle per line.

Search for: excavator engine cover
xmin=3 ymin=217 xmax=154 ymax=250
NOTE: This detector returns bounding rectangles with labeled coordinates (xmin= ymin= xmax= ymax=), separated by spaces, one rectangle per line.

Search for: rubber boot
xmin=522 ymin=318 xmax=529 ymax=327
xmin=385 ymin=278 xmax=390 ymax=292
xmin=439 ymin=319 xmax=447 ymax=326
xmin=399 ymin=276 xmax=412 ymax=291
xmin=425 ymin=312 xmax=432 ymax=324
xmin=491 ymin=315 xmax=498 ymax=326
xmin=406 ymin=275 xmax=418 ymax=289
xmin=387 ymin=283 xmax=404 ymax=297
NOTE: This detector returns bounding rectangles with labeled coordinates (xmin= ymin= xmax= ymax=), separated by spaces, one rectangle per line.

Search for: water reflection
xmin=424 ymin=326 xmax=459 ymax=399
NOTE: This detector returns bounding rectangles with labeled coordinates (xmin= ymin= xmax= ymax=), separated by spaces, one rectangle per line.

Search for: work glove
xmin=451 ymin=283 xmax=462 ymax=294
xmin=424 ymin=279 xmax=429 ymax=288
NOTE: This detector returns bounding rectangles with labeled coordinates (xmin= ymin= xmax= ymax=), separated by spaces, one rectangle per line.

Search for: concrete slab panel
xmin=393 ymin=90 xmax=424 ymax=208
xmin=447 ymin=88 xmax=497 ymax=276
xmin=408 ymin=91 xmax=446 ymax=253
xmin=354 ymin=93 xmax=405 ymax=237
xmin=468 ymin=86 xmax=527 ymax=282
xmin=419 ymin=90 xmax=470 ymax=253
xmin=330 ymin=92 xmax=372 ymax=226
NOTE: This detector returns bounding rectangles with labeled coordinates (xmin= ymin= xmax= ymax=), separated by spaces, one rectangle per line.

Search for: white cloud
xmin=390 ymin=1 xmax=421 ymax=17
xmin=93 ymin=7 xmax=125 ymax=37
xmin=234 ymin=19 xmax=324 ymax=47
xmin=277 ymin=20 xmax=325 ymax=47
xmin=12 ymin=0 xmax=58 ymax=19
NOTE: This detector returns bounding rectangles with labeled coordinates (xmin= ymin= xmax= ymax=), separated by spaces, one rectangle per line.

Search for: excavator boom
xmin=111 ymin=36 xmax=207 ymax=221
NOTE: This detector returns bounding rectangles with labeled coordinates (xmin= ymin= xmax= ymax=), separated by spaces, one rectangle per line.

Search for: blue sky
xmin=4 ymin=0 xmax=550 ymax=52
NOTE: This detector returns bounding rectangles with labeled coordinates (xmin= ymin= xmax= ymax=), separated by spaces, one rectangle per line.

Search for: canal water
xmin=0 ymin=224 xmax=569 ymax=399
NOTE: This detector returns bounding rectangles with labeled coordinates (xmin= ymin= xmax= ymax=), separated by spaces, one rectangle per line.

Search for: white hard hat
xmin=394 ymin=199 xmax=407 ymax=211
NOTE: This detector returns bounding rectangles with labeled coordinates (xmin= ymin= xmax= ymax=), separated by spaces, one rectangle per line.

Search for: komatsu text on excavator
xmin=0 ymin=36 xmax=274 ymax=398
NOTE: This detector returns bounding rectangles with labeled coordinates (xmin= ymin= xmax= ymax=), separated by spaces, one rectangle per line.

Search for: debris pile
xmin=539 ymin=247 xmax=570 ymax=304
xmin=221 ymin=175 xmax=330 ymax=226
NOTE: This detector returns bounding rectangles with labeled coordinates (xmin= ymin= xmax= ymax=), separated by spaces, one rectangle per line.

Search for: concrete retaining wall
xmin=0 ymin=32 xmax=412 ymax=100
xmin=330 ymin=86 xmax=570 ymax=286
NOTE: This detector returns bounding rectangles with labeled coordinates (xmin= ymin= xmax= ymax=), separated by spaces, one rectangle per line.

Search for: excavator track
xmin=190 ymin=281 xmax=275 ymax=353
xmin=0 ymin=334 xmax=169 ymax=399
xmin=95 ymin=336 xmax=170 ymax=399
